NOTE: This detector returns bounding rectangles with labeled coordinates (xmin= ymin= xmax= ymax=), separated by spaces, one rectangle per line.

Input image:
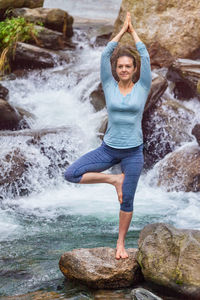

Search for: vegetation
xmin=0 ymin=16 xmax=42 ymax=75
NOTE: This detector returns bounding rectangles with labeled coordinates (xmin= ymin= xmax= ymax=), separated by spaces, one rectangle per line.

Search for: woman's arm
xmin=100 ymin=13 xmax=129 ymax=86
xmin=127 ymin=13 xmax=152 ymax=90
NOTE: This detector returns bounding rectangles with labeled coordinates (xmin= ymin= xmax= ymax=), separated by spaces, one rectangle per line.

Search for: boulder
xmin=12 ymin=7 xmax=73 ymax=38
xmin=0 ymin=0 xmax=44 ymax=19
xmin=131 ymin=288 xmax=163 ymax=300
xmin=112 ymin=0 xmax=200 ymax=67
xmin=90 ymin=83 xmax=105 ymax=112
xmin=11 ymin=42 xmax=68 ymax=69
xmin=154 ymin=144 xmax=200 ymax=192
xmin=29 ymin=25 xmax=75 ymax=50
xmin=0 ymin=98 xmax=24 ymax=130
xmin=143 ymin=97 xmax=194 ymax=169
xmin=137 ymin=223 xmax=200 ymax=299
xmin=192 ymin=124 xmax=200 ymax=146
xmin=0 ymin=83 xmax=9 ymax=100
xmin=59 ymin=247 xmax=143 ymax=289
xmin=167 ymin=59 xmax=200 ymax=100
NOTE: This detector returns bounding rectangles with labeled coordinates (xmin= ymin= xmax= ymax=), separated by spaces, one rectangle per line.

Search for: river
xmin=0 ymin=0 xmax=200 ymax=299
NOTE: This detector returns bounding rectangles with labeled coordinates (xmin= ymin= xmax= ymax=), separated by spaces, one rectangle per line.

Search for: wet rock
xmin=29 ymin=25 xmax=76 ymax=50
xmin=192 ymin=124 xmax=200 ymax=146
xmin=131 ymin=287 xmax=163 ymax=300
xmin=3 ymin=290 xmax=65 ymax=300
xmin=94 ymin=32 xmax=112 ymax=47
xmin=12 ymin=42 xmax=68 ymax=69
xmin=166 ymin=59 xmax=200 ymax=100
xmin=154 ymin=144 xmax=200 ymax=192
xmin=143 ymin=74 xmax=168 ymax=115
xmin=112 ymin=0 xmax=200 ymax=67
xmin=0 ymin=99 xmax=23 ymax=130
xmin=0 ymin=0 xmax=44 ymax=20
xmin=0 ymin=83 xmax=9 ymax=100
xmin=143 ymin=97 xmax=194 ymax=169
xmin=0 ymin=148 xmax=28 ymax=186
xmin=97 ymin=114 xmax=108 ymax=140
xmin=12 ymin=7 xmax=73 ymax=38
xmin=90 ymin=83 xmax=105 ymax=111
xmin=137 ymin=223 xmax=200 ymax=299
xmin=59 ymin=247 xmax=143 ymax=289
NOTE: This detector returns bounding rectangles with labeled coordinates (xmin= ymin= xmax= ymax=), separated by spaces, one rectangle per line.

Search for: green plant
xmin=0 ymin=16 xmax=42 ymax=75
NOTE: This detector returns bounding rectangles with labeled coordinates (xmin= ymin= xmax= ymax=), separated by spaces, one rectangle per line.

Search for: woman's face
xmin=116 ymin=56 xmax=136 ymax=82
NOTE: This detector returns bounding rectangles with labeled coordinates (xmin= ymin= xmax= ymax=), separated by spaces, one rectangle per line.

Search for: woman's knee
xmin=64 ymin=165 xmax=81 ymax=183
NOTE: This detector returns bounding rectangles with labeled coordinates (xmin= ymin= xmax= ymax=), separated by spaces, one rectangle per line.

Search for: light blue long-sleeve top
xmin=100 ymin=41 xmax=152 ymax=149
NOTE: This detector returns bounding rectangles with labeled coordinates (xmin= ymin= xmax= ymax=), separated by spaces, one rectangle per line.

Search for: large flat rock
xmin=59 ymin=247 xmax=143 ymax=289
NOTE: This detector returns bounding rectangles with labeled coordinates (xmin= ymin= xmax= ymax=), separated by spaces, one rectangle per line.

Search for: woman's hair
xmin=111 ymin=45 xmax=139 ymax=82
xmin=115 ymin=48 xmax=137 ymax=69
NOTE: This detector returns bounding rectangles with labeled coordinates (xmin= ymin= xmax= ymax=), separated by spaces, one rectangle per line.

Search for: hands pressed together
xmin=121 ymin=12 xmax=135 ymax=35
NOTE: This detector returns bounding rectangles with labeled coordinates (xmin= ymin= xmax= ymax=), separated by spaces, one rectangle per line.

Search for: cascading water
xmin=0 ymin=0 xmax=200 ymax=298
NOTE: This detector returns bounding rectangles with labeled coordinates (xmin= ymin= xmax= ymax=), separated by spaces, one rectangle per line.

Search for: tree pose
xmin=64 ymin=12 xmax=152 ymax=259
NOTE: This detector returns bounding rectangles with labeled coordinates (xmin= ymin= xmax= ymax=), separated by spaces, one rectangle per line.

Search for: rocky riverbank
xmin=0 ymin=0 xmax=200 ymax=299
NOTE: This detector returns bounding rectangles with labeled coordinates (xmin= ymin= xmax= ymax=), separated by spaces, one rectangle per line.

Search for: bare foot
xmin=112 ymin=173 xmax=125 ymax=204
xmin=115 ymin=242 xmax=129 ymax=260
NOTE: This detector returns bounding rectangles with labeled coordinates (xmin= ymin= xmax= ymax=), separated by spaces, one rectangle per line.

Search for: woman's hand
xmin=121 ymin=12 xmax=129 ymax=34
xmin=127 ymin=12 xmax=135 ymax=34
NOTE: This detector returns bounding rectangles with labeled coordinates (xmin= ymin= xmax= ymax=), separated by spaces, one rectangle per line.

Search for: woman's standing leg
xmin=116 ymin=145 xmax=144 ymax=259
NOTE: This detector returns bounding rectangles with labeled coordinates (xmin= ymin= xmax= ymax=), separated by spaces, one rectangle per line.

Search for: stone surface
xmin=30 ymin=25 xmax=75 ymax=50
xmin=192 ymin=124 xmax=200 ymax=146
xmin=59 ymin=247 xmax=143 ymax=289
xmin=154 ymin=144 xmax=200 ymax=192
xmin=1 ymin=290 xmax=65 ymax=300
xmin=0 ymin=0 xmax=44 ymax=19
xmin=131 ymin=287 xmax=163 ymax=300
xmin=167 ymin=58 xmax=200 ymax=100
xmin=12 ymin=42 xmax=68 ymax=69
xmin=12 ymin=7 xmax=73 ymax=38
xmin=90 ymin=83 xmax=105 ymax=111
xmin=112 ymin=0 xmax=200 ymax=67
xmin=0 ymin=98 xmax=23 ymax=130
xmin=137 ymin=223 xmax=200 ymax=299
xmin=143 ymin=97 xmax=194 ymax=169
xmin=0 ymin=83 xmax=9 ymax=100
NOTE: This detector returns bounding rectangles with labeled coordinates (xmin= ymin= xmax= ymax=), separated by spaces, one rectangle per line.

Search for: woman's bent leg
xmin=116 ymin=145 xmax=144 ymax=259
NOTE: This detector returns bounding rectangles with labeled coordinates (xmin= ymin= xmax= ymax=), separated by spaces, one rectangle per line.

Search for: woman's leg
xmin=116 ymin=145 xmax=144 ymax=259
xmin=64 ymin=144 xmax=124 ymax=202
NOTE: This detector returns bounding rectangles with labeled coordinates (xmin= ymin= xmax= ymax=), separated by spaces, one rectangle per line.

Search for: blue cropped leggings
xmin=64 ymin=140 xmax=144 ymax=212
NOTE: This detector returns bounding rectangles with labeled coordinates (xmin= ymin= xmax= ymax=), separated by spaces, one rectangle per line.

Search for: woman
xmin=64 ymin=12 xmax=152 ymax=259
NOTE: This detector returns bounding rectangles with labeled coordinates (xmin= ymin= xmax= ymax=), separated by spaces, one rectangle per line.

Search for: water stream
xmin=0 ymin=0 xmax=200 ymax=298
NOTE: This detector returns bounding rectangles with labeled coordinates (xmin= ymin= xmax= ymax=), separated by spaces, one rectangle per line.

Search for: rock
xmin=154 ymin=144 xmax=200 ymax=192
xmin=90 ymin=83 xmax=106 ymax=111
xmin=0 ymin=0 xmax=44 ymax=20
xmin=143 ymin=97 xmax=194 ymax=169
xmin=0 ymin=83 xmax=9 ymax=100
xmin=1 ymin=290 xmax=65 ymax=300
xmin=94 ymin=32 xmax=112 ymax=47
xmin=11 ymin=42 xmax=68 ymax=69
xmin=137 ymin=223 xmax=200 ymax=299
xmin=0 ymin=148 xmax=29 ymax=189
xmin=143 ymin=74 xmax=168 ymax=114
xmin=131 ymin=287 xmax=163 ymax=300
xmin=167 ymin=59 xmax=200 ymax=100
xmin=59 ymin=247 xmax=143 ymax=289
xmin=97 ymin=114 xmax=108 ymax=140
xmin=112 ymin=0 xmax=200 ymax=67
xmin=12 ymin=7 xmax=73 ymax=38
xmin=29 ymin=25 xmax=76 ymax=50
xmin=192 ymin=124 xmax=200 ymax=146
xmin=0 ymin=99 xmax=23 ymax=130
